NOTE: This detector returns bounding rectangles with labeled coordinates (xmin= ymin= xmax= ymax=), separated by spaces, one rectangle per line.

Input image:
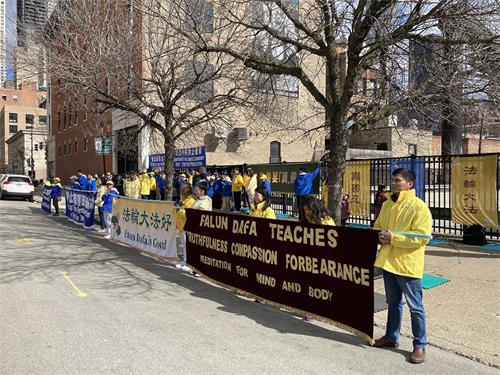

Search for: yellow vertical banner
xmin=343 ymin=161 xmax=371 ymax=217
xmin=451 ymin=155 xmax=498 ymax=227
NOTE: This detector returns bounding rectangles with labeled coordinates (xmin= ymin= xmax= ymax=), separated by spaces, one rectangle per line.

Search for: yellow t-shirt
xmin=232 ymin=174 xmax=244 ymax=192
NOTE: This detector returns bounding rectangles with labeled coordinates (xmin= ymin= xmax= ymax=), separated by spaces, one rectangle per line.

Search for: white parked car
xmin=0 ymin=174 xmax=35 ymax=201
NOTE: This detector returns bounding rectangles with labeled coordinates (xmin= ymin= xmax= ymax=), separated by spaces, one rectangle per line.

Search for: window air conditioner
xmin=236 ymin=127 xmax=248 ymax=140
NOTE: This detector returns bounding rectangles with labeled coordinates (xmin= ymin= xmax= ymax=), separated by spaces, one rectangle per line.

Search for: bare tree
xmin=39 ymin=0 xmax=249 ymax=198
xmin=173 ymin=0 xmax=500 ymax=221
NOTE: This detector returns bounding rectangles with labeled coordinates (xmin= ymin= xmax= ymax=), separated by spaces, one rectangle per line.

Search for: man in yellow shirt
xmin=123 ymin=172 xmax=140 ymax=199
xmin=149 ymin=172 xmax=157 ymax=200
xmin=231 ymin=167 xmax=244 ymax=211
xmin=139 ymin=170 xmax=151 ymax=199
xmin=373 ymin=168 xmax=432 ymax=365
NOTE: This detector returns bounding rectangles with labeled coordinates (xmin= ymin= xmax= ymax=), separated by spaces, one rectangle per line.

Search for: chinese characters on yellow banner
xmin=451 ymin=155 xmax=498 ymax=227
xmin=343 ymin=161 xmax=371 ymax=217
xmin=112 ymin=198 xmax=178 ymax=258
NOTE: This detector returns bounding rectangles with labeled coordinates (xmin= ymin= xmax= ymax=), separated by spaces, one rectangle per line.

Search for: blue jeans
xmin=383 ymin=270 xmax=426 ymax=349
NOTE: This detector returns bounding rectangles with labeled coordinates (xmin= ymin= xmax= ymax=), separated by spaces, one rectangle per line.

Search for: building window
xmin=12 ymin=95 xmax=17 ymax=102
xmin=84 ymin=137 xmax=88 ymax=152
xmin=1 ymin=94 xmax=7 ymax=101
xmin=58 ymin=111 xmax=61 ymax=132
xmin=68 ymin=142 xmax=72 ymax=154
xmin=64 ymin=109 xmax=68 ymax=129
xmin=64 ymin=144 xmax=66 ymax=155
xmin=39 ymin=115 xmax=47 ymax=126
xmin=26 ymin=114 xmax=34 ymax=125
xmin=185 ymin=61 xmax=214 ymax=101
xmin=408 ymin=144 xmax=417 ymax=155
xmin=9 ymin=113 xmax=18 ymax=123
xmin=58 ymin=145 xmax=61 ymax=157
xmin=376 ymin=143 xmax=388 ymax=150
xmin=74 ymin=140 xmax=78 ymax=154
xmin=186 ymin=0 xmax=214 ymax=33
xmin=9 ymin=125 xmax=18 ymax=134
xmin=69 ymin=103 xmax=73 ymax=125
xmin=84 ymin=97 xmax=88 ymax=121
xmin=269 ymin=141 xmax=282 ymax=163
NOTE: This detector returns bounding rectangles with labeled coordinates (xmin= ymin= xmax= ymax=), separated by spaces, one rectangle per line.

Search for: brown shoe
xmin=373 ymin=335 xmax=399 ymax=348
xmin=410 ymin=348 xmax=425 ymax=364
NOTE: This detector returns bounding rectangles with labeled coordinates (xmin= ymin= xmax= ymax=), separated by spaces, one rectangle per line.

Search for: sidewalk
xmin=33 ymin=193 xmax=499 ymax=368
xmin=374 ymin=242 xmax=500 ymax=368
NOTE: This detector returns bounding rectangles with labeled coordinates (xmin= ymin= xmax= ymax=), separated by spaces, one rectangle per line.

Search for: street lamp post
xmin=30 ymin=120 xmax=34 ymax=178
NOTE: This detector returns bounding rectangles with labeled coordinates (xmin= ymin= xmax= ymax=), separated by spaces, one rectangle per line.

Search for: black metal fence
xmin=271 ymin=153 xmax=500 ymax=239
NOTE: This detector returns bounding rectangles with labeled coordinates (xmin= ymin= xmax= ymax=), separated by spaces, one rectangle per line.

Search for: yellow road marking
xmin=60 ymin=272 xmax=88 ymax=297
xmin=14 ymin=237 xmax=36 ymax=243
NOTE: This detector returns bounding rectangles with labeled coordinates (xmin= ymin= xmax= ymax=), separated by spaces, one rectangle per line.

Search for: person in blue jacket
xmin=156 ymin=171 xmax=166 ymax=200
xmin=212 ymin=172 xmax=223 ymax=209
xmin=259 ymin=173 xmax=272 ymax=195
xmin=86 ymin=174 xmax=97 ymax=192
xmin=49 ymin=177 xmax=63 ymax=216
xmin=294 ymin=166 xmax=321 ymax=222
xmin=222 ymin=175 xmax=233 ymax=211
xmin=70 ymin=176 xmax=81 ymax=190
xmin=77 ymin=170 xmax=87 ymax=189
xmin=102 ymin=180 xmax=119 ymax=239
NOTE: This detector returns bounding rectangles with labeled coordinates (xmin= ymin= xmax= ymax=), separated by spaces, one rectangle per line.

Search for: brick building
xmin=48 ymin=83 xmax=112 ymax=182
xmin=0 ymin=83 xmax=47 ymax=174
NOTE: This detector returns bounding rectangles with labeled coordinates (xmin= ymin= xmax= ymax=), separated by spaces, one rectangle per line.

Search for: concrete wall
xmin=349 ymin=127 xmax=432 ymax=157
xmin=6 ymin=130 xmax=46 ymax=178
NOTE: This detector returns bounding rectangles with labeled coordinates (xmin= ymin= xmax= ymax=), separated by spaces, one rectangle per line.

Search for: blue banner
xmin=64 ymin=189 xmax=96 ymax=229
xmin=390 ymin=158 xmax=425 ymax=199
xmin=149 ymin=146 xmax=206 ymax=170
xmin=41 ymin=186 xmax=51 ymax=214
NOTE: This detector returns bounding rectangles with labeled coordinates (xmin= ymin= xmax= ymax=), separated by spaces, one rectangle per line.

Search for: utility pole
xmin=30 ymin=121 xmax=34 ymax=178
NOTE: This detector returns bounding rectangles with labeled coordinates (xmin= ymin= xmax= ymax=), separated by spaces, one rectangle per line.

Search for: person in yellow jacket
xmin=176 ymin=183 xmax=196 ymax=271
xmin=231 ymin=167 xmax=244 ymax=211
xmin=301 ymin=195 xmax=336 ymax=226
xmin=149 ymin=172 xmax=158 ymax=200
xmin=123 ymin=172 xmax=140 ymax=199
xmin=298 ymin=195 xmax=335 ymax=320
xmin=139 ymin=170 xmax=151 ymax=199
xmin=249 ymin=185 xmax=276 ymax=219
xmin=372 ymin=168 xmax=431 ymax=365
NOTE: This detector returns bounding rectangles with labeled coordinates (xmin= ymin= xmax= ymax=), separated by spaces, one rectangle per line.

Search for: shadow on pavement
xmin=11 ymin=206 xmax=396 ymax=350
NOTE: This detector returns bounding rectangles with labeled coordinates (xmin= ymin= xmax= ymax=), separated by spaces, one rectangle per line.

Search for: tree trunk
xmin=327 ymin=107 xmax=349 ymax=225
xmin=163 ymin=127 xmax=175 ymax=200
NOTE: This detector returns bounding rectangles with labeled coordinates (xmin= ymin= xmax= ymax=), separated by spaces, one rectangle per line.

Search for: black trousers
xmin=150 ymin=191 xmax=157 ymax=200
xmin=213 ymin=192 xmax=222 ymax=210
xmin=233 ymin=191 xmax=242 ymax=211
xmin=242 ymin=188 xmax=248 ymax=207
xmin=297 ymin=195 xmax=305 ymax=222
xmin=53 ymin=199 xmax=59 ymax=215
xmin=141 ymin=195 xmax=149 ymax=200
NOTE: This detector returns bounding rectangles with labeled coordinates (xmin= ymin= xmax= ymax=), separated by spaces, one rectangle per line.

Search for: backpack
xmin=463 ymin=225 xmax=487 ymax=246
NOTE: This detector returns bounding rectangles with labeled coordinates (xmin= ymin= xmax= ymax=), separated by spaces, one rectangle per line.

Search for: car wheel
xmin=0 ymin=190 xmax=3 ymax=200
xmin=29 ymin=196 xmax=34 ymax=202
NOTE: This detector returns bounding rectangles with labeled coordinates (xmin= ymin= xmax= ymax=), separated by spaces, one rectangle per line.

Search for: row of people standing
xmin=122 ymin=170 xmax=166 ymax=200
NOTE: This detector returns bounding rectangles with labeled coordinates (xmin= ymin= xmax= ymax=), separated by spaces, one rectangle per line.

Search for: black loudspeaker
xmin=463 ymin=225 xmax=487 ymax=246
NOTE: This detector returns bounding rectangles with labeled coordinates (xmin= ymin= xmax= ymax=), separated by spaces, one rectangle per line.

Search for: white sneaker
xmin=104 ymin=235 xmax=111 ymax=239
xmin=175 ymin=263 xmax=184 ymax=269
xmin=181 ymin=265 xmax=191 ymax=272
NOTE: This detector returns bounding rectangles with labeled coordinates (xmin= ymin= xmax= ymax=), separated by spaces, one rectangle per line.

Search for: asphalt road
xmin=0 ymin=199 xmax=497 ymax=375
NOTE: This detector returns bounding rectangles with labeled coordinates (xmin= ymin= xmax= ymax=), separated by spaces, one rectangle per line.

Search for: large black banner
xmin=185 ymin=210 xmax=380 ymax=343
